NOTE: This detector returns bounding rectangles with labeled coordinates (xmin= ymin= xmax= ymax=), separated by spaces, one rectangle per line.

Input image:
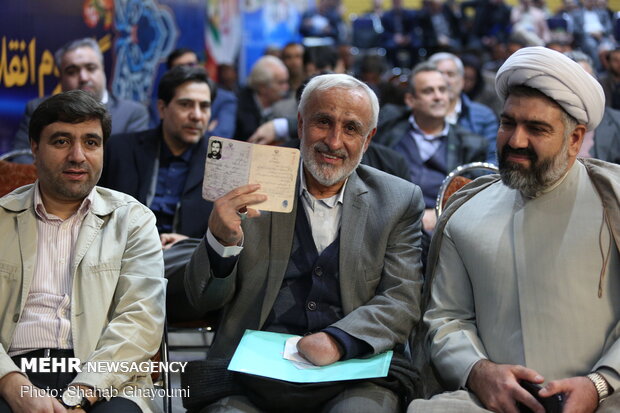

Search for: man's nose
xmin=507 ymin=125 xmax=530 ymax=148
xmin=79 ymin=68 xmax=89 ymax=83
xmin=324 ymin=127 xmax=344 ymax=150
xmin=188 ymin=105 xmax=203 ymax=121
xmin=68 ymin=143 xmax=86 ymax=162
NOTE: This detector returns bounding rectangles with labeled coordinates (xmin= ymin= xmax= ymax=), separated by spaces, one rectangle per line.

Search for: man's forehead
xmin=41 ymin=119 xmax=103 ymax=137
xmin=273 ymin=66 xmax=288 ymax=78
xmin=306 ymin=87 xmax=371 ymax=122
xmin=502 ymin=94 xmax=563 ymax=121
xmin=175 ymin=52 xmax=198 ymax=63
xmin=309 ymin=87 xmax=368 ymax=106
xmin=283 ymin=45 xmax=303 ymax=56
xmin=172 ymin=81 xmax=211 ymax=100
xmin=437 ymin=59 xmax=457 ymax=71
xmin=414 ymin=71 xmax=446 ymax=88
xmin=62 ymin=47 xmax=100 ymax=66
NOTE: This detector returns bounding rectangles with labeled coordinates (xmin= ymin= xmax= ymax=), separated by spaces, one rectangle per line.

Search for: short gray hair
xmin=428 ymin=52 xmax=464 ymax=77
xmin=55 ymin=37 xmax=104 ymax=68
xmin=408 ymin=61 xmax=442 ymax=95
xmin=247 ymin=55 xmax=287 ymax=89
xmin=298 ymin=74 xmax=380 ymax=132
xmin=564 ymin=50 xmax=595 ymax=78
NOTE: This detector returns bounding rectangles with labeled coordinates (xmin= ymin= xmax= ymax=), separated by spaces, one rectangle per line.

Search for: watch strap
xmin=58 ymin=388 xmax=93 ymax=411
xmin=587 ymin=372 xmax=610 ymax=403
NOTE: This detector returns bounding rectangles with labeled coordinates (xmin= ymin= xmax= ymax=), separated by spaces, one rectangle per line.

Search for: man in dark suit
xmin=11 ymin=37 xmax=149 ymax=162
xmin=374 ymin=61 xmax=488 ymax=232
xmin=234 ymin=55 xmax=291 ymax=141
xmin=185 ymin=74 xmax=425 ymax=412
xmin=100 ymin=65 xmax=214 ymax=246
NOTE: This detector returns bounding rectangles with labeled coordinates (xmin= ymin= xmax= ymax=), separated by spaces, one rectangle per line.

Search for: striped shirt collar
xmin=33 ymin=181 xmax=95 ymax=221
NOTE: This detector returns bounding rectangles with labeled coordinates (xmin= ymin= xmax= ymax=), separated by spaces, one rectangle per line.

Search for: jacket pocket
xmin=363 ymin=263 xmax=383 ymax=283
xmin=0 ymin=261 xmax=18 ymax=281
xmin=88 ymin=262 xmax=121 ymax=275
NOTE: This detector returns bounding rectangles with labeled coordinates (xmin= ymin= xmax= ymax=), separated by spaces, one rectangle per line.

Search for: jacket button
xmin=307 ymin=301 xmax=317 ymax=311
xmin=12 ymin=314 xmax=19 ymax=323
xmin=314 ymin=266 xmax=323 ymax=277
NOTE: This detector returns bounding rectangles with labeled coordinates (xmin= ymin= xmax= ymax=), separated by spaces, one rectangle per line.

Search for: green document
xmin=228 ymin=329 xmax=393 ymax=383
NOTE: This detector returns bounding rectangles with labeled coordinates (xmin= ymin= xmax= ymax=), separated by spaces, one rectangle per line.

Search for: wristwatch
xmin=587 ymin=372 xmax=611 ymax=404
xmin=59 ymin=386 xmax=92 ymax=411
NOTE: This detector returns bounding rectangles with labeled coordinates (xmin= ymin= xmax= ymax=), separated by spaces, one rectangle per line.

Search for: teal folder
xmin=228 ymin=329 xmax=393 ymax=383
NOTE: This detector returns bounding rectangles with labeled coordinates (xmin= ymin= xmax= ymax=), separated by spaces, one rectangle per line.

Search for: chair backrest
xmin=0 ymin=160 xmax=38 ymax=197
xmin=0 ymin=149 xmax=34 ymax=162
xmin=435 ymin=162 xmax=498 ymax=217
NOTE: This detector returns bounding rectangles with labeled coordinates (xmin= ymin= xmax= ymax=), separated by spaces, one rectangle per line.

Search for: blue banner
xmin=0 ymin=0 xmax=205 ymax=155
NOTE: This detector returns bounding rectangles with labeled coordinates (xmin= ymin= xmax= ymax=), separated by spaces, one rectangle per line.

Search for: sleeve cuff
xmin=206 ymin=228 xmax=243 ymax=257
xmin=205 ymin=231 xmax=240 ymax=278
xmin=273 ymin=118 xmax=289 ymax=139
xmin=323 ymin=327 xmax=372 ymax=360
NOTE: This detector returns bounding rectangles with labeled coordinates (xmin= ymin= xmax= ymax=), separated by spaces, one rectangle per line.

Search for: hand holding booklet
xmin=202 ymin=137 xmax=300 ymax=213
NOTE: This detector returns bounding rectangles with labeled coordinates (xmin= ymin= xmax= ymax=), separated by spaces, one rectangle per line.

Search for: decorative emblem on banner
xmin=112 ymin=0 xmax=177 ymax=103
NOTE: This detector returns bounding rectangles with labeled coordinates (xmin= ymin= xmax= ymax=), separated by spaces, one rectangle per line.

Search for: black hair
xmin=303 ymin=46 xmax=338 ymax=71
xmin=29 ymin=90 xmax=111 ymax=144
xmin=158 ymin=65 xmax=217 ymax=104
xmin=166 ymin=48 xmax=198 ymax=70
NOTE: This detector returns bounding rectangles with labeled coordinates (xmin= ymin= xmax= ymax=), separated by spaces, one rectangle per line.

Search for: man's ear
xmin=567 ymin=124 xmax=586 ymax=158
xmin=363 ymin=128 xmax=377 ymax=153
xmin=404 ymin=92 xmax=415 ymax=109
xmin=297 ymin=111 xmax=303 ymax=138
xmin=30 ymin=139 xmax=38 ymax=163
xmin=157 ymin=99 xmax=167 ymax=119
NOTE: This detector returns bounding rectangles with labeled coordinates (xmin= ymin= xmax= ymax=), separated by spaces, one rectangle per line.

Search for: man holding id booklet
xmin=184 ymin=73 xmax=425 ymax=412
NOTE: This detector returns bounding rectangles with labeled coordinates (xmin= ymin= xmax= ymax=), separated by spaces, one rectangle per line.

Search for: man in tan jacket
xmin=0 ymin=90 xmax=165 ymax=413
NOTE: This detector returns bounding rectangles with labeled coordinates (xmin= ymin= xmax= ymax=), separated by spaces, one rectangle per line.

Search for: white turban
xmin=495 ymin=46 xmax=605 ymax=131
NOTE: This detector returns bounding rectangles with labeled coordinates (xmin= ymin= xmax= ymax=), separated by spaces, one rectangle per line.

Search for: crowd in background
xmin=210 ymin=0 xmax=620 ymax=117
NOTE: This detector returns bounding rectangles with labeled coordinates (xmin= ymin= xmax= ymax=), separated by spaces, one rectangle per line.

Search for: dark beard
xmin=498 ymin=144 xmax=568 ymax=198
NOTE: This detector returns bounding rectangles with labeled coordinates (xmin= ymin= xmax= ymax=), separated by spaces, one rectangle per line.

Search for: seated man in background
xmin=100 ymin=65 xmax=214 ymax=247
xmin=565 ymin=50 xmax=620 ymax=164
xmin=374 ymin=62 xmax=488 ymax=232
xmin=12 ymin=37 xmax=149 ymax=162
xmin=234 ymin=55 xmax=291 ymax=141
xmin=100 ymin=65 xmax=214 ymax=322
xmin=428 ymin=52 xmax=499 ymax=164
xmin=167 ymin=47 xmax=238 ymax=139
xmin=185 ymin=74 xmax=424 ymax=412
xmin=410 ymin=47 xmax=620 ymax=413
xmin=281 ymin=42 xmax=306 ymax=94
xmin=0 ymin=90 xmax=165 ymax=413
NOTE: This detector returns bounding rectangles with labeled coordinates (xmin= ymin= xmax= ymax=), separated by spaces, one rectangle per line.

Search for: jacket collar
xmin=0 ymin=184 xmax=126 ymax=217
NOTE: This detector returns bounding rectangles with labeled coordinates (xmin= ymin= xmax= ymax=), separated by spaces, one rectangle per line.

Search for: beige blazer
xmin=0 ymin=185 xmax=166 ymax=413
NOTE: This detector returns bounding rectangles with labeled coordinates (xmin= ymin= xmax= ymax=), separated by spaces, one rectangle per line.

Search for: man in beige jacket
xmin=411 ymin=47 xmax=620 ymax=413
xmin=0 ymin=90 xmax=165 ymax=413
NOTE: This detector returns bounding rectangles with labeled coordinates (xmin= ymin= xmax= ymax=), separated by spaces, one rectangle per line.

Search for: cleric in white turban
xmin=408 ymin=46 xmax=620 ymax=413
xmin=495 ymin=46 xmax=605 ymax=131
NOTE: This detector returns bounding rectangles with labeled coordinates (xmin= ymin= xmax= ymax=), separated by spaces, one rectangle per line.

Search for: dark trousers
xmin=0 ymin=350 xmax=141 ymax=413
